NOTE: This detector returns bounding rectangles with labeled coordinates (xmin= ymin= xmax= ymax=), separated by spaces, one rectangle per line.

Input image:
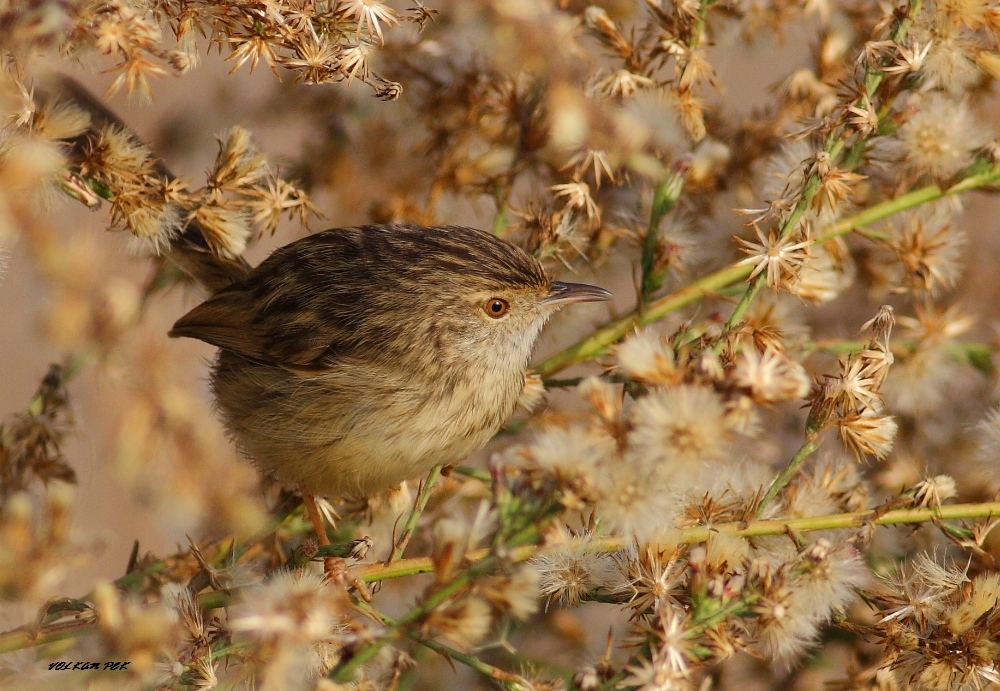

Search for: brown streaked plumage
xmin=170 ymin=223 xmax=610 ymax=498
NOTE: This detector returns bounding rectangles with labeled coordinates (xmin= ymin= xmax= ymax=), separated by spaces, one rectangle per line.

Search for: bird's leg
xmin=301 ymin=489 xmax=332 ymax=546
xmin=301 ymin=488 xmax=372 ymax=602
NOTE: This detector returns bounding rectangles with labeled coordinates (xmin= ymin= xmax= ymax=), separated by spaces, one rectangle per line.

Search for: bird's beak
xmin=542 ymin=281 xmax=612 ymax=306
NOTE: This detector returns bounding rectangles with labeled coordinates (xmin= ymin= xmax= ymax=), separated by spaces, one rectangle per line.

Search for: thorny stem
xmin=350 ymin=501 xmax=1000 ymax=583
xmin=805 ymin=339 xmax=995 ymax=374
xmin=331 ymin=524 xmax=541 ymax=682
xmin=755 ymin=438 xmax=821 ymax=518
xmin=533 ymin=162 xmax=1000 ymax=377
xmin=4 ymin=502 xmax=999 ymax=656
xmin=389 ymin=465 xmax=443 ymax=563
xmin=412 ymin=636 xmax=526 ymax=689
xmin=722 ymin=0 xmax=921 ymax=333
xmin=640 ymin=166 xmax=686 ymax=301
xmin=355 ymin=600 xmax=527 ymax=688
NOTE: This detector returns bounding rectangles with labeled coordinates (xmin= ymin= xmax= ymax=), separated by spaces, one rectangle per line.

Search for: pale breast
xmin=211 ymin=350 xmax=525 ymax=497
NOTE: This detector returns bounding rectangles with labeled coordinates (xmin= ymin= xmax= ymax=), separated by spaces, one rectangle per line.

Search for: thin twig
xmin=755 ymin=438 xmax=821 ymax=518
xmin=722 ymin=0 xmax=922 ymax=333
xmin=351 ymin=501 xmax=1000 ymax=584
xmin=389 ymin=465 xmax=443 ymax=563
xmin=532 ymin=164 xmax=1000 ymax=377
xmin=354 ymin=600 xmax=528 ymax=689
xmin=4 ymin=501 xmax=999 ymax=656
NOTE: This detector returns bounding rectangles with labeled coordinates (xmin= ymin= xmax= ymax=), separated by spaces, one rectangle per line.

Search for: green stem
xmin=755 ymin=438 xmax=820 ymax=518
xmin=333 ymin=524 xmax=539 ymax=682
xmin=534 ymin=262 xmax=751 ymax=376
xmin=5 ymin=502 xmax=999 ymax=656
xmin=409 ymin=635 xmax=526 ymax=688
xmin=354 ymin=601 xmax=527 ymax=688
xmin=722 ymin=0 xmax=920 ymax=333
xmin=452 ymin=465 xmax=492 ymax=483
xmin=532 ymin=164 xmax=1000 ymax=377
xmin=641 ymin=171 xmax=686 ymax=299
xmin=389 ymin=465 xmax=443 ymax=563
xmin=350 ymin=501 xmax=1000 ymax=584
xmin=491 ymin=197 xmax=508 ymax=236
xmin=804 ymin=338 xmax=994 ymax=374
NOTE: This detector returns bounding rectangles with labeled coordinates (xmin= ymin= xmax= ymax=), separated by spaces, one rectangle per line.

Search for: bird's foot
xmin=322 ymin=556 xmax=373 ymax=602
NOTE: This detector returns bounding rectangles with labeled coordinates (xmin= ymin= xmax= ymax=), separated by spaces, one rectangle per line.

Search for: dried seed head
xmin=895 ymin=94 xmax=985 ymax=178
xmin=531 ymin=542 xmax=620 ymax=607
xmin=424 ymin=596 xmax=493 ymax=648
xmin=615 ymin=330 xmax=680 ymax=386
xmin=628 ymin=385 xmax=732 ymax=469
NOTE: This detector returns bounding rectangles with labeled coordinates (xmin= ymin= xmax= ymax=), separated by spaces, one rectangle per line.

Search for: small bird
xmin=170 ymin=223 xmax=610 ymax=500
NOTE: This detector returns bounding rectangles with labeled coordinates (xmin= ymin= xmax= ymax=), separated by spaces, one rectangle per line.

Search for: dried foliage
xmin=3 ymin=0 xmax=1000 ymax=690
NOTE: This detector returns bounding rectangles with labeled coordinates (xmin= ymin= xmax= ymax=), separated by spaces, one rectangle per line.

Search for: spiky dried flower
xmin=341 ymin=0 xmax=398 ymax=44
xmin=0 ymin=365 xmax=76 ymax=499
xmin=872 ymin=557 xmax=1000 ymax=689
xmin=234 ymin=570 xmax=344 ymax=637
xmin=551 ymin=181 xmax=600 ymax=223
xmin=910 ymin=475 xmax=958 ymax=508
xmin=791 ymin=240 xmax=854 ymax=303
xmin=751 ymin=540 xmax=868 ymax=663
xmin=423 ymin=595 xmax=493 ymax=648
xmin=829 ymin=357 xmax=883 ymax=415
xmin=531 ymin=541 xmax=620 ymax=608
xmin=589 ymin=69 xmax=655 ymax=101
xmin=736 ymin=223 xmax=812 ymax=290
xmin=617 ymin=542 xmax=687 ymax=616
xmin=910 ymin=13 xmax=978 ymax=90
xmin=480 ymin=565 xmax=541 ymax=620
xmin=838 ymin=410 xmax=898 ymax=461
xmin=625 ymin=608 xmax=696 ymax=690
xmin=888 ymin=208 xmax=966 ymax=295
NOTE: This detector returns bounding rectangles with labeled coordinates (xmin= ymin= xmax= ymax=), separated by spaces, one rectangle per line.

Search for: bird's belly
xmin=212 ymin=354 xmax=520 ymax=498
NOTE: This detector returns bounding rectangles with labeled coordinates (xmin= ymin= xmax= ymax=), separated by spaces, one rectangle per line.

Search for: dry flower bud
xmin=423 ymin=595 xmax=492 ymax=648
xmin=579 ymin=376 xmax=620 ymax=423
xmin=736 ymin=223 xmax=812 ymax=291
xmin=31 ymin=99 xmax=91 ymax=141
xmin=189 ymin=203 xmax=252 ymax=258
xmin=231 ymin=570 xmax=348 ymax=645
xmin=531 ymin=542 xmax=619 ymax=607
xmin=731 ymin=347 xmax=811 ymax=404
xmin=517 ymin=372 xmax=547 ymax=412
xmin=791 ymin=240 xmax=854 ymax=302
xmin=895 ymin=93 xmax=985 ymax=178
xmin=432 ymin=516 xmax=471 ymax=583
xmin=480 ymin=565 xmax=541 ymax=620
xmin=583 ymin=7 xmax=630 ymax=57
xmin=615 ymin=330 xmax=680 ymax=385
xmin=705 ymin=533 xmax=750 ymax=572
xmin=910 ymin=475 xmax=958 ymax=508
xmin=838 ymin=410 xmax=898 ymax=461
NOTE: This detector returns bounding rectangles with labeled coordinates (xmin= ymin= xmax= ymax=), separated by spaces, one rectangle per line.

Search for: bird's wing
xmin=168 ymin=246 xmax=358 ymax=373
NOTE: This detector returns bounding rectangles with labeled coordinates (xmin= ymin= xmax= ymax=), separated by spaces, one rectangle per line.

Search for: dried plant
xmin=3 ymin=1 xmax=1000 ymax=690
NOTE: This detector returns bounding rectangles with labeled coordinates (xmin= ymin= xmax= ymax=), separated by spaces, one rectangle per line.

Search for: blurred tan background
xmin=3 ymin=16 xmax=1000 ymax=648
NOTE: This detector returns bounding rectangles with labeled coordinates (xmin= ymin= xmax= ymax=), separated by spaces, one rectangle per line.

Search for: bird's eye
xmin=484 ymin=298 xmax=510 ymax=318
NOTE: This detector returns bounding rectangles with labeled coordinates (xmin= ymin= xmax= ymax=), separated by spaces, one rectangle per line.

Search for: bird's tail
xmin=37 ymin=75 xmax=251 ymax=293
